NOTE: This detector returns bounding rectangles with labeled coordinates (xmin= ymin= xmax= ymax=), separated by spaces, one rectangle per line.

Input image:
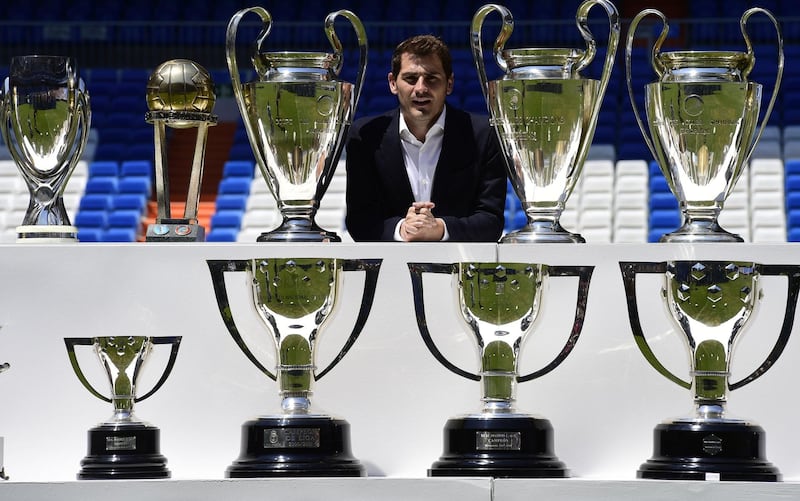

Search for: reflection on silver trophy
xmin=65 ymin=335 xmax=181 ymax=479
xmin=620 ymin=261 xmax=800 ymax=481
xmin=409 ymin=261 xmax=593 ymax=477
xmin=207 ymin=257 xmax=381 ymax=477
xmin=226 ymin=7 xmax=367 ymax=242
xmin=145 ymin=59 xmax=218 ymax=242
xmin=472 ymin=1 xmax=619 ymax=243
xmin=0 ymin=55 xmax=91 ymax=241
xmin=626 ymin=8 xmax=783 ymax=242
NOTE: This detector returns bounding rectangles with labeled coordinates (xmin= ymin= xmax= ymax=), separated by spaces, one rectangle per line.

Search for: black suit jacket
xmin=344 ymin=104 xmax=506 ymax=242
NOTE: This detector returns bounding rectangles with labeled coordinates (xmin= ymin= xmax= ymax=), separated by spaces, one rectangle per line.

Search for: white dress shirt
xmin=393 ymin=109 xmax=450 ymax=240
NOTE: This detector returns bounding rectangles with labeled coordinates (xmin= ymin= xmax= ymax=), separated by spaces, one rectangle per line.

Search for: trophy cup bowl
xmin=207 ymin=257 xmax=381 ymax=477
xmin=626 ymin=8 xmax=783 ymax=242
xmin=145 ymin=59 xmax=218 ymax=242
xmin=0 ymin=55 xmax=90 ymax=241
xmin=620 ymin=260 xmax=800 ymax=481
xmin=226 ymin=7 xmax=367 ymax=242
xmin=471 ymin=1 xmax=619 ymax=243
xmin=408 ymin=261 xmax=593 ymax=477
xmin=65 ymin=335 xmax=181 ymax=480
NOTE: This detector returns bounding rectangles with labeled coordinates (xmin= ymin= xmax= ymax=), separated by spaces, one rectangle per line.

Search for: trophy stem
xmin=257 ymin=207 xmax=341 ymax=243
xmin=501 ymin=210 xmax=584 ymax=244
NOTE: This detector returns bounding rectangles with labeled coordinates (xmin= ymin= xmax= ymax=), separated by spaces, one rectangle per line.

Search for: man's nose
xmin=413 ymin=77 xmax=427 ymax=93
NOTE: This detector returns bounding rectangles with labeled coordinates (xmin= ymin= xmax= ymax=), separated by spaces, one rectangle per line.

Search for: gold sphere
xmin=146 ymin=59 xmax=216 ymax=114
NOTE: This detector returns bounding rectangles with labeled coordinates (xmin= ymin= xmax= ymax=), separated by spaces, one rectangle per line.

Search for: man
xmin=345 ymin=35 xmax=506 ymax=242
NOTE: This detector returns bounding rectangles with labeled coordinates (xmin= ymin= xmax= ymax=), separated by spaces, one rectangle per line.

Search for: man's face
xmin=388 ymin=52 xmax=453 ymax=135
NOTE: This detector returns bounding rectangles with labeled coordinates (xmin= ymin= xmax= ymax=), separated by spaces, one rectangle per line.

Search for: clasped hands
xmin=399 ymin=201 xmax=445 ymax=241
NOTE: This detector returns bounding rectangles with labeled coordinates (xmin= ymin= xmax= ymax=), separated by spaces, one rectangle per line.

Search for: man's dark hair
xmin=391 ymin=35 xmax=453 ymax=78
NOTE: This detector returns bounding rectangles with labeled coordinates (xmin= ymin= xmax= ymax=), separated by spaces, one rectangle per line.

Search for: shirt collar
xmin=399 ymin=106 xmax=447 ymax=144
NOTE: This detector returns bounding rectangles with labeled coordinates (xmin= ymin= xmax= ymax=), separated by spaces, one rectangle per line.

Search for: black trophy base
xmin=429 ymin=415 xmax=569 ymax=478
xmin=638 ymin=420 xmax=780 ymax=481
xmin=226 ymin=415 xmax=365 ymax=478
xmin=256 ymin=218 xmax=341 ymax=243
xmin=78 ymin=422 xmax=170 ymax=480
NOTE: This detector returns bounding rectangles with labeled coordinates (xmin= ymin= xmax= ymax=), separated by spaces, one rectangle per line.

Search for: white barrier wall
xmin=1 ymin=242 xmax=800 ymax=498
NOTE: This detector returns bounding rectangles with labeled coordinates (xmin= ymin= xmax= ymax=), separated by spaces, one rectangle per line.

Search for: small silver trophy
xmin=226 ymin=7 xmax=367 ymax=242
xmin=0 ymin=55 xmax=90 ymax=241
xmin=626 ymin=8 xmax=783 ymax=242
xmin=145 ymin=59 xmax=218 ymax=242
xmin=408 ymin=261 xmax=593 ymax=477
xmin=65 ymin=335 xmax=181 ymax=479
xmin=208 ymin=257 xmax=381 ymax=477
xmin=620 ymin=261 xmax=800 ymax=481
xmin=471 ymin=1 xmax=619 ymax=243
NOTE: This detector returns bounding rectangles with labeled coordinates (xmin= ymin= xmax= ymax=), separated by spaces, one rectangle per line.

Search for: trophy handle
xmin=207 ymin=260 xmax=277 ymax=381
xmin=740 ymin=8 xmax=784 ymax=164
xmin=315 ymin=259 xmax=382 ymax=380
xmin=135 ymin=336 xmax=182 ymax=402
xmin=470 ymin=3 xmax=514 ymax=108
xmin=324 ymin=10 xmax=367 ymax=112
xmin=517 ymin=265 xmax=594 ymax=382
xmin=408 ymin=262 xmax=481 ymax=381
xmin=573 ymin=0 xmax=620 ymax=168
xmin=729 ymin=265 xmax=800 ymax=390
xmin=625 ymin=9 xmax=669 ymax=163
xmin=64 ymin=337 xmax=112 ymax=403
xmin=619 ymin=261 xmax=692 ymax=389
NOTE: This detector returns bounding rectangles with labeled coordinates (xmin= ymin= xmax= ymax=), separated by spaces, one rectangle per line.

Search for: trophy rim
xmin=501 ymin=48 xmax=586 ymax=70
xmin=256 ymin=51 xmax=340 ymax=69
xmin=656 ymin=50 xmax=752 ymax=71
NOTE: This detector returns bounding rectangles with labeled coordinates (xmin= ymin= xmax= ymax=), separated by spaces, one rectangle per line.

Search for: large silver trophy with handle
xmin=1 ymin=55 xmax=90 ymax=242
xmin=472 ymin=1 xmax=619 ymax=243
xmin=65 ymin=335 xmax=181 ymax=480
xmin=208 ymin=257 xmax=381 ymax=477
xmin=226 ymin=7 xmax=367 ymax=242
xmin=620 ymin=261 xmax=800 ymax=481
xmin=408 ymin=261 xmax=593 ymax=477
xmin=626 ymin=8 xmax=783 ymax=242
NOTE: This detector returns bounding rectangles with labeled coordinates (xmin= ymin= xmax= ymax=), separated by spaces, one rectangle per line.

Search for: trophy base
xmin=16 ymin=225 xmax=78 ymax=242
xmin=638 ymin=420 xmax=780 ymax=481
xmin=256 ymin=218 xmax=341 ymax=243
xmin=500 ymin=221 xmax=584 ymax=244
xmin=428 ymin=415 xmax=568 ymax=478
xmin=659 ymin=221 xmax=743 ymax=243
xmin=78 ymin=422 xmax=170 ymax=480
xmin=226 ymin=415 xmax=365 ymax=477
xmin=146 ymin=220 xmax=206 ymax=242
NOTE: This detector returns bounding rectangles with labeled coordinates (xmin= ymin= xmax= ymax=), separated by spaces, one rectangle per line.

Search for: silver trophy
xmin=472 ymin=1 xmax=619 ymax=243
xmin=65 ymin=335 xmax=181 ymax=479
xmin=626 ymin=8 xmax=783 ymax=242
xmin=620 ymin=261 xmax=800 ymax=481
xmin=207 ymin=257 xmax=381 ymax=477
xmin=0 ymin=55 xmax=90 ymax=241
xmin=145 ymin=59 xmax=218 ymax=242
xmin=408 ymin=261 xmax=593 ymax=477
xmin=226 ymin=7 xmax=367 ymax=242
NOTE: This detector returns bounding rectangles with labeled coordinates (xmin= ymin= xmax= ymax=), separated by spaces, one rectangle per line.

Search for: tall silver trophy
xmin=626 ymin=9 xmax=783 ymax=242
xmin=226 ymin=7 xmax=367 ymax=242
xmin=65 ymin=336 xmax=181 ymax=479
xmin=408 ymin=262 xmax=593 ymax=477
xmin=620 ymin=261 xmax=800 ymax=481
xmin=207 ymin=257 xmax=381 ymax=477
xmin=1 ymin=55 xmax=90 ymax=242
xmin=472 ymin=1 xmax=619 ymax=243
xmin=145 ymin=59 xmax=218 ymax=242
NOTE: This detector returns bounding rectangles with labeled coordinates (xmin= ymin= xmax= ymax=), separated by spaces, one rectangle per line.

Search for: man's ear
xmin=446 ymin=73 xmax=454 ymax=95
xmin=388 ymin=72 xmax=398 ymax=95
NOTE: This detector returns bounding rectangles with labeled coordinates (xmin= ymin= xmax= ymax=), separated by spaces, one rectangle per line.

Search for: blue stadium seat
xmin=84 ymin=177 xmax=118 ymax=195
xmin=206 ymin=228 xmax=239 ymax=242
xmin=108 ymin=210 xmax=141 ymax=229
xmin=118 ymin=177 xmax=151 ymax=195
xmin=222 ymin=160 xmax=255 ymax=178
xmin=78 ymin=194 xmax=113 ymax=212
xmin=75 ymin=211 xmax=108 ymax=229
xmin=120 ymin=160 xmax=153 ymax=178
xmin=218 ymin=177 xmax=252 ymax=195
xmin=215 ymin=195 xmax=248 ymax=212
xmin=102 ymin=228 xmax=137 ymax=242
xmin=88 ymin=161 xmax=119 ymax=178
xmin=211 ymin=210 xmax=244 ymax=230
xmin=111 ymin=194 xmax=147 ymax=212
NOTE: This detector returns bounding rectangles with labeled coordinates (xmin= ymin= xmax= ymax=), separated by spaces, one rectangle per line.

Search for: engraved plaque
xmin=105 ymin=436 xmax=137 ymax=451
xmin=263 ymin=428 xmax=321 ymax=449
xmin=476 ymin=431 xmax=522 ymax=451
